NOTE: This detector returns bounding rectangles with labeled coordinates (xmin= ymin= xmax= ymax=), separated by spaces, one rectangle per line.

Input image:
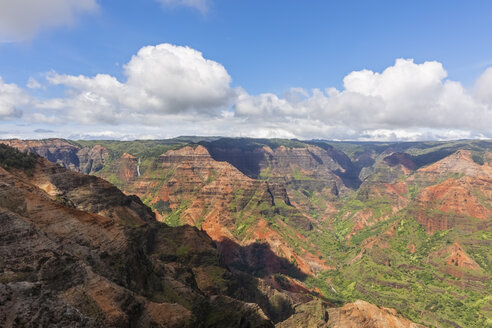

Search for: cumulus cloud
xmin=3 ymin=49 xmax=492 ymax=141
xmin=0 ymin=0 xmax=98 ymax=42
xmin=0 ymin=77 xmax=28 ymax=119
xmin=156 ymin=0 xmax=209 ymax=13
xmin=124 ymin=44 xmax=232 ymax=112
xmin=44 ymin=44 xmax=233 ymax=124
xmin=474 ymin=67 xmax=492 ymax=104
xmin=234 ymin=59 xmax=492 ymax=136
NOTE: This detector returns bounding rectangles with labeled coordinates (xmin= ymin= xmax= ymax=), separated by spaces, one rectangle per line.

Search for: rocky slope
xmin=0 ymin=145 xmax=287 ymax=327
xmin=277 ymin=300 xmax=425 ymax=328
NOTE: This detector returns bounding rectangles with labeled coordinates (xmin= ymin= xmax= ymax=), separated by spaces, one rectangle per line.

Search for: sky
xmin=0 ymin=0 xmax=492 ymax=141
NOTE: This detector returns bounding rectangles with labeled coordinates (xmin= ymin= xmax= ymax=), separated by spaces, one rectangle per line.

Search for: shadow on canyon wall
xmin=217 ymin=237 xmax=308 ymax=281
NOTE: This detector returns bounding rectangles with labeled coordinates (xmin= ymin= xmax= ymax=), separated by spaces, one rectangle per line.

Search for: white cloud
xmin=474 ymin=67 xmax=492 ymax=104
xmin=124 ymin=44 xmax=233 ymax=113
xmin=0 ymin=77 xmax=27 ymax=119
xmin=156 ymin=0 xmax=209 ymax=13
xmin=357 ymin=128 xmax=478 ymax=142
xmin=234 ymin=59 xmax=492 ymax=136
xmin=45 ymin=44 xmax=233 ymax=124
xmin=0 ymin=0 xmax=98 ymax=42
xmin=27 ymin=78 xmax=42 ymax=89
xmin=3 ymin=50 xmax=492 ymax=141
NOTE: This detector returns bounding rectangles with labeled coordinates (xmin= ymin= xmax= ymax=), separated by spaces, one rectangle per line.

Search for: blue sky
xmin=0 ymin=0 xmax=492 ymax=140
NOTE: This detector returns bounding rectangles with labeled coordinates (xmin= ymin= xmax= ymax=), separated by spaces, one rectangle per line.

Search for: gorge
xmin=0 ymin=138 xmax=491 ymax=328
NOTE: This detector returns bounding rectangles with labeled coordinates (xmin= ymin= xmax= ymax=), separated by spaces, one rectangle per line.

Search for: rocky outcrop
xmin=76 ymin=145 xmax=109 ymax=174
xmin=416 ymin=177 xmax=492 ymax=224
xmin=117 ymin=153 xmax=138 ymax=182
xmin=277 ymin=300 xmax=425 ymax=328
xmin=346 ymin=181 xmax=410 ymax=236
xmin=409 ymin=150 xmax=492 ymax=233
xmin=418 ymin=150 xmax=492 ymax=179
xmin=276 ymin=300 xmax=330 ymax=328
xmin=384 ymin=152 xmax=417 ymax=171
xmin=408 ymin=149 xmax=492 ymax=191
xmin=0 ymin=140 xmax=332 ymax=277
xmin=427 ymin=242 xmax=483 ymax=279
xmin=205 ymin=141 xmax=361 ymax=192
xmin=24 ymin=157 xmax=154 ymax=226
xmin=326 ymin=300 xmax=425 ymax=328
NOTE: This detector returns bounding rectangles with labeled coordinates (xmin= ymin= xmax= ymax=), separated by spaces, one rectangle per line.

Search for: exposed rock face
xmin=0 ymin=153 xmax=281 ymax=327
xmin=0 ymin=140 xmax=332 ymax=276
xmin=76 ymin=145 xmax=109 ymax=174
xmin=117 ymin=153 xmax=138 ymax=182
xmin=417 ymin=177 xmax=492 ymax=222
xmin=0 ymin=139 xmax=82 ymax=170
xmin=410 ymin=150 xmax=492 ymax=233
xmin=0 ymin=209 xmax=104 ymax=328
xmin=443 ymin=242 xmax=481 ymax=270
xmin=384 ymin=152 xmax=417 ymax=171
xmin=276 ymin=300 xmax=330 ymax=328
xmin=122 ymin=145 xmax=327 ymax=277
xmin=277 ymin=300 xmax=425 ymax=328
xmin=326 ymin=300 xmax=425 ymax=328
xmin=0 ymin=139 xmax=108 ymax=174
xmin=418 ymin=150 xmax=492 ymax=179
xmin=207 ymin=143 xmax=359 ymax=192
xmin=346 ymin=180 xmax=410 ymax=236
xmin=24 ymin=158 xmax=154 ymax=226
xmin=427 ymin=242 xmax=483 ymax=279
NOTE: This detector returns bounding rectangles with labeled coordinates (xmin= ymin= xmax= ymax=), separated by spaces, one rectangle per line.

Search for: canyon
xmin=1 ymin=138 xmax=491 ymax=328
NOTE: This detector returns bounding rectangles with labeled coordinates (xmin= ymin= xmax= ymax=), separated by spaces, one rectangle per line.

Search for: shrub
xmin=0 ymin=144 xmax=38 ymax=175
xmin=471 ymin=153 xmax=484 ymax=165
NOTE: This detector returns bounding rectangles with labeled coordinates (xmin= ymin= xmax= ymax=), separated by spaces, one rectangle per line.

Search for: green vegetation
xmin=200 ymin=137 xmax=309 ymax=152
xmin=0 ymin=144 xmax=38 ymax=175
xmin=163 ymin=199 xmax=191 ymax=227
xmin=73 ymin=139 xmax=189 ymax=159
xmin=151 ymin=199 xmax=172 ymax=215
xmin=205 ymin=168 xmax=218 ymax=184
xmin=72 ymin=140 xmax=188 ymax=189
xmin=105 ymin=173 xmax=124 ymax=189
xmin=302 ymin=212 xmax=492 ymax=328
xmin=471 ymin=152 xmax=485 ymax=165
xmin=407 ymin=184 xmax=420 ymax=200
xmin=291 ymin=166 xmax=313 ymax=180
xmin=140 ymin=168 xmax=174 ymax=205
xmin=259 ymin=165 xmax=272 ymax=180
xmin=326 ymin=193 xmax=394 ymax=243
